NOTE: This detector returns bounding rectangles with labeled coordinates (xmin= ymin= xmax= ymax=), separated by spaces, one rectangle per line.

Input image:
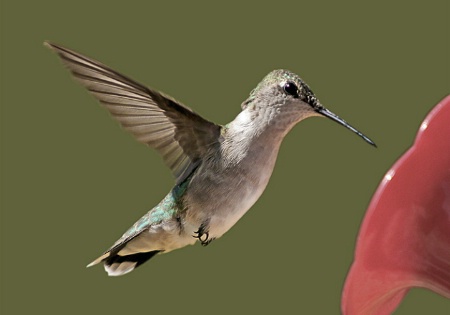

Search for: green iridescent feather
xmin=111 ymin=177 xmax=191 ymax=249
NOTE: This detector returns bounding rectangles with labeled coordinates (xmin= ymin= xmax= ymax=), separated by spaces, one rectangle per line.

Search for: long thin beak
xmin=315 ymin=106 xmax=377 ymax=147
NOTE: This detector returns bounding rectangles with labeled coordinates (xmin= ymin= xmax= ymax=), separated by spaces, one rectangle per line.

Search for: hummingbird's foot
xmin=200 ymin=237 xmax=215 ymax=246
xmin=193 ymin=221 xmax=214 ymax=246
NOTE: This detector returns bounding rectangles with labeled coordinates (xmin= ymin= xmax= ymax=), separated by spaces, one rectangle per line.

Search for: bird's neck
xmin=221 ymin=108 xmax=288 ymax=167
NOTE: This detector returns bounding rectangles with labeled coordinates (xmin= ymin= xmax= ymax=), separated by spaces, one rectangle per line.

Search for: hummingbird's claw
xmin=193 ymin=222 xmax=214 ymax=246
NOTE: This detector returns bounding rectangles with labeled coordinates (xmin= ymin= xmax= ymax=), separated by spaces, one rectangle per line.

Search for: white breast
xmin=185 ymin=108 xmax=285 ymax=239
xmin=208 ymin=171 xmax=272 ymax=237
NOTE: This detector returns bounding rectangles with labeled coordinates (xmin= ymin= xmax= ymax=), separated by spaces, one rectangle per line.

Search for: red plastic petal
xmin=342 ymin=95 xmax=450 ymax=315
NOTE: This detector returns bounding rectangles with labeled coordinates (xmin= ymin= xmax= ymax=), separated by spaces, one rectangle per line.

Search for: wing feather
xmin=46 ymin=42 xmax=221 ymax=183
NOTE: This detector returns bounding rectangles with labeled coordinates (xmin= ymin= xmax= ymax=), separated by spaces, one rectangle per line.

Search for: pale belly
xmin=209 ymin=181 xmax=268 ymax=237
xmin=184 ymin=164 xmax=275 ymax=239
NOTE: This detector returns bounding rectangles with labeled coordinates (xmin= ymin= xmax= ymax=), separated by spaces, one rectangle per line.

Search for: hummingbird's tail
xmin=87 ymin=248 xmax=161 ymax=276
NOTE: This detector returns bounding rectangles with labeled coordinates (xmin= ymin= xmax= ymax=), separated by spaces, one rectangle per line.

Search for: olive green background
xmin=1 ymin=1 xmax=449 ymax=314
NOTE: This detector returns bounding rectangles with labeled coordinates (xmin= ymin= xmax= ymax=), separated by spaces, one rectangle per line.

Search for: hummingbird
xmin=45 ymin=42 xmax=376 ymax=276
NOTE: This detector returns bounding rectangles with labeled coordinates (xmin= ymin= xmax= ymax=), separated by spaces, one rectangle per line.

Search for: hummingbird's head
xmin=243 ymin=69 xmax=376 ymax=146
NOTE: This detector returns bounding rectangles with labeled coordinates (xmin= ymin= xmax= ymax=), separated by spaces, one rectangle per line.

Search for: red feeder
xmin=342 ymin=96 xmax=450 ymax=314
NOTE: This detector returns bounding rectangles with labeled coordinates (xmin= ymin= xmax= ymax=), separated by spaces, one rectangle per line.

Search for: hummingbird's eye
xmin=283 ymin=81 xmax=299 ymax=98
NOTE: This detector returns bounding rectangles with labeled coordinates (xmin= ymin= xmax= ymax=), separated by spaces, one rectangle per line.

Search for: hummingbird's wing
xmin=45 ymin=42 xmax=221 ymax=184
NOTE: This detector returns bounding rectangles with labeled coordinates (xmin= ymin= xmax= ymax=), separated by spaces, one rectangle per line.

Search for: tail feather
xmin=87 ymin=250 xmax=161 ymax=277
xmin=106 ymin=261 xmax=138 ymax=276
xmin=104 ymin=250 xmax=161 ymax=276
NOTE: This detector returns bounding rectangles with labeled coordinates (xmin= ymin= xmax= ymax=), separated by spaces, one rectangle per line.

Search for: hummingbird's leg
xmin=193 ymin=220 xmax=215 ymax=246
